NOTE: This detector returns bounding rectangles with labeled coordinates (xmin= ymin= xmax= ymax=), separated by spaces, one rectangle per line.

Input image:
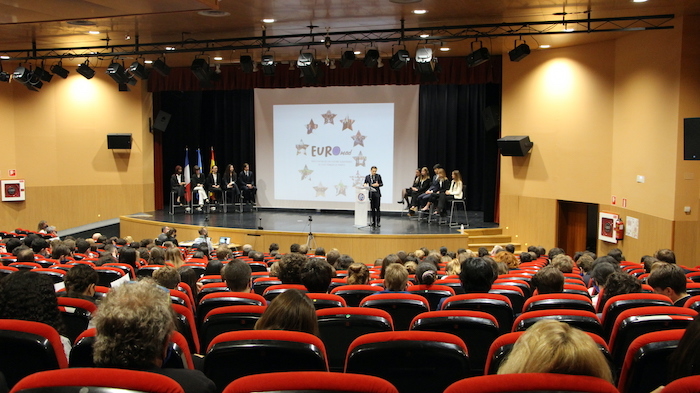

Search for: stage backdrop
xmin=255 ymin=85 xmax=419 ymax=210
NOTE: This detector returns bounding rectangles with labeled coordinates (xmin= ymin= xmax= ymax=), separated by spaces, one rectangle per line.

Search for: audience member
xmin=31 ymin=238 xmax=50 ymax=257
xmin=314 ymin=247 xmax=326 ymax=257
xmin=597 ymin=272 xmax=642 ymax=310
xmin=148 ymin=247 xmax=166 ymax=265
xmin=477 ymin=247 xmax=489 ymax=258
xmin=221 ymin=259 xmax=252 ymax=292
xmin=164 ymin=247 xmax=185 ymax=269
xmin=61 ymin=264 xmax=99 ymax=304
xmin=379 ymin=263 xmax=409 ymax=292
xmin=641 ymin=255 xmax=659 ymax=273
xmin=459 ymin=257 xmax=496 ymax=293
xmin=205 ymin=259 xmax=224 ymax=276
xmin=667 ymin=315 xmax=700 ymax=383
xmin=300 ymin=258 xmax=334 ymax=293
xmin=493 ymin=251 xmax=519 ymax=270
xmin=93 ymin=280 xmax=215 ymax=393
xmin=379 ymin=254 xmax=401 ymax=278
xmin=404 ymin=261 xmax=418 ymax=274
xmin=607 ymin=248 xmax=625 ymax=263
xmin=547 ymin=247 xmax=565 ymax=260
xmin=648 ymin=263 xmax=690 ymax=306
xmin=0 ymin=271 xmax=70 ymax=358
xmin=16 ymin=248 xmax=35 ymax=262
xmin=177 ymin=266 xmax=199 ymax=298
xmin=415 ymin=262 xmax=437 ymax=286
xmin=335 ymin=254 xmax=354 ymax=270
xmin=164 ymin=228 xmax=179 ymax=246
xmin=255 ymin=289 xmax=319 ymax=336
xmin=347 ymin=263 xmax=369 ymax=285
xmin=531 ymin=266 xmax=565 ymax=294
xmin=326 ymin=250 xmax=340 ymax=267
xmin=215 ymin=246 xmax=232 ymax=262
xmin=551 ymin=254 xmax=574 ymax=273
xmin=118 ymin=247 xmax=138 ymax=270
xmin=277 ymin=253 xmax=307 ymax=284
xmin=654 ymin=248 xmax=676 ymax=264
xmin=497 ymin=319 xmax=613 ymax=383
xmin=156 ymin=226 xmax=170 ymax=245
xmin=152 ymin=266 xmax=181 ymax=289
xmin=504 ymin=244 xmax=515 ymax=254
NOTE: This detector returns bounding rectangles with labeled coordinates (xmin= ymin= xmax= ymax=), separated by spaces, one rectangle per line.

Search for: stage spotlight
xmin=0 ymin=72 xmax=8 ymax=82
xmin=33 ymin=66 xmax=53 ymax=83
xmin=50 ymin=62 xmax=69 ymax=79
xmin=240 ymin=55 xmax=254 ymax=73
xmin=415 ymin=47 xmax=438 ymax=81
xmin=76 ymin=60 xmax=96 ymax=79
xmin=340 ymin=50 xmax=355 ymax=68
xmin=364 ymin=49 xmax=380 ymax=68
xmin=106 ymin=62 xmax=131 ymax=84
xmin=466 ymin=41 xmax=490 ymax=67
xmin=297 ymin=52 xmax=318 ymax=82
xmin=390 ymin=49 xmax=410 ymax=70
xmin=191 ymin=58 xmax=213 ymax=87
xmin=128 ymin=60 xmax=149 ymax=79
xmin=12 ymin=66 xmax=40 ymax=91
xmin=152 ymin=58 xmax=170 ymax=76
xmin=261 ymin=54 xmax=276 ymax=75
xmin=508 ymin=42 xmax=531 ymax=62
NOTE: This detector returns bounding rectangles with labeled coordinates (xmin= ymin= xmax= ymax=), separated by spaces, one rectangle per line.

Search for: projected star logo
xmin=351 ymin=131 xmax=366 ymax=147
xmin=299 ymin=165 xmax=313 ymax=180
xmin=322 ymin=110 xmax=337 ymax=125
xmin=350 ymin=171 xmax=365 ymax=187
xmin=353 ymin=151 xmax=367 ymax=167
xmin=296 ymin=139 xmax=309 ymax=155
xmin=341 ymin=116 xmax=355 ymax=131
xmin=314 ymin=182 xmax=328 ymax=197
xmin=306 ymin=119 xmax=318 ymax=134
xmin=335 ymin=181 xmax=347 ymax=196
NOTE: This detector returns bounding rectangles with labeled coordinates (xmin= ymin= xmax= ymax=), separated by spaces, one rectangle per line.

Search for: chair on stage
xmin=169 ymin=190 xmax=191 ymax=215
xmin=448 ymin=184 xmax=468 ymax=228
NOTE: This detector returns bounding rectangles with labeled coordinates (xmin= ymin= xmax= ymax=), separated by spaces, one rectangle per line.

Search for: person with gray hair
xmin=93 ymin=280 xmax=215 ymax=393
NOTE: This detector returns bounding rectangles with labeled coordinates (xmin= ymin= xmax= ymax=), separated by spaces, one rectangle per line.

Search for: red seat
xmin=10 ymin=368 xmax=185 ymax=393
xmin=8 ymin=262 xmax=41 ymax=270
xmin=512 ymin=309 xmax=602 ymax=336
xmin=199 ymin=305 xmax=267 ymax=350
xmin=169 ymin=289 xmax=195 ymax=313
xmin=0 ymin=319 xmax=68 ymax=388
xmin=32 ymin=268 xmax=65 ymax=283
xmin=600 ymin=293 xmax=673 ymax=340
xmin=522 ymin=293 xmax=595 ymax=313
xmin=262 ymin=284 xmax=308 ymax=302
xmin=609 ymin=306 xmax=697 ymax=369
xmin=330 ymin=285 xmax=382 ymax=307
xmin=306 ymin=293 xmax=347 ymax=309
xmin=662 ymin=375 xmax=700 ymax=393
xmin=345 ymin=331 xmax=469 ymax=393
xmin=136 ymin=265 xmax=161 ymax=278
xmin=251 ymin=277 xmax=283 ymax=295
xmin=198 ymin=274 xmax=223 ymax=285
xmin=93 ymin=266 xmax=125 ymax=287
xmin=203 ymin=330 xmax=328 ymax=392
xmin=171 ymin=303 xmax=200 ymax=354
xmin=222 ymin=371 xmax=398 ymax=393
xmin=489 ymin=286 xmax=525 ymax=312
xmin=444 ymin=373 xmax=619 ymax=393
xmin=0 ymin=265 xmax=18 ymax=277
xmin=56 ymin=297 xmax=97 ymax=343
xmin=493 ymin=278 xmax=531 ymax=298
xmin=317 ymin=307 xmax=393 ymax=372
xmin=410 ymin=310 xmax=499 ymax=375
xmin=441 ymin=293 xmax=514 ymax=334
xmin=360 ymin=293 xmax=430 ymax=330
xmin=102 ymin=262 xmax=136 ymax=279
xmin=407 ymin=284 xmax=455 ymax=311
xmin=197 ymin=291 xmax=266 ymax=326
xmin=617 ymin=329 xmax=685 ymax=393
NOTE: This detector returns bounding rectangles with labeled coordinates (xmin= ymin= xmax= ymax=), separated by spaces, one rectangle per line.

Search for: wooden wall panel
xmin=499 ymin=195 xmax=557 ymax=250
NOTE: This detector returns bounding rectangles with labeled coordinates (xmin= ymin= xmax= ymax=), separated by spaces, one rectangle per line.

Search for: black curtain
xmin=158 ymin=90 xmax=255 ymax=201
xmin=418 ymin=84 xmax=500 ymax=222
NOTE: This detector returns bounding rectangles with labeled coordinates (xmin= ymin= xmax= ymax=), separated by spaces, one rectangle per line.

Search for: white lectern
xmin=354 ymin=186 xmax=370 ymax=227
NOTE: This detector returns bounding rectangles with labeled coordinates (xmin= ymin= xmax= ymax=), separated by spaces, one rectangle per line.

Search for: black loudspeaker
xmin=483 ymin=106 xmax=500 ymax=131
xmin=684 ymin=118 xmax=700 ymax=160
xmin=153 ymin=110 xmax=171 ymax=132
xmin=107 ymin=134 xmax=132 ymax=149
xmin=497 ymin=135 xmax=533 ymax=156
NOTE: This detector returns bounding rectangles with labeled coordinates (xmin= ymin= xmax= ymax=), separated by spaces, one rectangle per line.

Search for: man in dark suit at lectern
xmin=364 ymin=166 xmax=383 ymax=228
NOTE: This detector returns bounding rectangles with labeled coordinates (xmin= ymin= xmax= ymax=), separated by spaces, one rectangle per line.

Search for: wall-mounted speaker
xmin=684 ymin=118 xmax=700 ymax=160
xmin=153 ymin=110 xmax=171 ymax=132
xmin=107 ymin=133 xmax=132 ymax=149
xmin=497 ymin=135 xmax=533 ymax=156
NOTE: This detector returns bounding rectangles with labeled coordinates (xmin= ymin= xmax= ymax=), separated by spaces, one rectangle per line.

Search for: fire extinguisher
xmin=615 ymin=217 xmax=624 ymax=241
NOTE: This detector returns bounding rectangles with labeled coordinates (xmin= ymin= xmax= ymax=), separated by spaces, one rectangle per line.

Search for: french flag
xmin=184 ymin=148 xmax=191 ymax=202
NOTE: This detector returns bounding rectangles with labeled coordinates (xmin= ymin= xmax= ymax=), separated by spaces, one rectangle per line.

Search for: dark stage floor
xmin=131 ymin=206 xmax=498 ymax=235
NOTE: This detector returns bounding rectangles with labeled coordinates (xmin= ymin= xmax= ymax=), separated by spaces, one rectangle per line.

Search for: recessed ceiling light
xmin=632 ymin=0 xmax=648 ymax=2
xmin=354 ymin=50 xmax=361 ymax=55
xmin=389 ymin=0 xmax=423 ymax=3
xmin=214 ymin=56 xmax=223 ymax=61
xmin=165 ymin=46 xmax=175 ymax=51
xmin=88 ymin=31 xmax=100 ymax=35
xmin=144 ymin=60 xmax=153 ymax=64
xmin=419 ymin=34 xmax=430 ymax=38
xmin=412 ymin=9 xmax=428 ymax=15
xmin=0 ymin=55 xmax=9 ymax=60
xmin=197 ymin=10 xmax=230 ymax=17
xmin=262 ymin=18 xmax=276 ymax=23
xmin=440 ymin=47 xmax=450 ymax=52
xmin=539 ymin=44 xmax=551 ymax=49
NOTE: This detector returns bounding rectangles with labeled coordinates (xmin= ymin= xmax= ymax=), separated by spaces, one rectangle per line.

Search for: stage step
xmin=463 ymin=228 xmax=502 ymax=236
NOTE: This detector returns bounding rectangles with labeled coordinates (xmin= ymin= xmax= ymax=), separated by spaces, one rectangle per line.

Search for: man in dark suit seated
xmin=238 ymin=163 xmax=257 ymax=204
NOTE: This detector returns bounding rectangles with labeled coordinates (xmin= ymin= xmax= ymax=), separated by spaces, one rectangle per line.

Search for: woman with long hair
xmin=164 ymin=247 xmax=185 ymax=269
xmin=436 ymin=169 xmax=463 ymax=216
xmin=255 ymin=289 xmax=319 ymax=336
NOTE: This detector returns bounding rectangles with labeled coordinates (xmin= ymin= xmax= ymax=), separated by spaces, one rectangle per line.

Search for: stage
xmin=120 ymin=207 xmax=506 ymax=264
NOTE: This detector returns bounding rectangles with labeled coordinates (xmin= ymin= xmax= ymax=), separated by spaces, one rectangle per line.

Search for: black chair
xmin=330 ymin=285 xmax=381 ymax=307
xmin=360 ymin=293 xmax=430 ymax=330
xmin=617 ymin=329 xmax=684 ymax=393
xmin=200 ymin=305 xmax=266 ymax=351
xmin=513 ymin=309 xmax=603 ymax=336
xmin=56 ymin=297 xmax=96 ymax=344
xmin=196 ymin=292 xmax=266 ymax=327
xmin=600 ymin=293 xmax=673 ymax=340
xmin=441 ymin=293 xmax=514 ymax=334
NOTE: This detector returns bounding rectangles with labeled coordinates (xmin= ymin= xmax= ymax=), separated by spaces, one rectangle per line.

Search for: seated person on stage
xmin=222 ymin=164 xmax=240 ymax=203
xmin=403 ymin=167 xmax=431 ymax=209
xmin=221 ymin=259 xmax=253 ymax=292
xmin=205 ymin=165 xmax=223 ymax=204
xmin=93 ymin=280 xmax=216 ymax=393
xmin=170 ymin=165 xmax=186 ymax=205
xmin=237 ymin=163 xmax=257 ymax=203
xmin=413 ymin=168 xmax=449 ymax=213
xmin=648 ymin=262 xmax=691 ymax=306
xmin=191 ymin=165 xmax=208 ymax=209
xmin=435 ymin=169 xmax=463 ymax=216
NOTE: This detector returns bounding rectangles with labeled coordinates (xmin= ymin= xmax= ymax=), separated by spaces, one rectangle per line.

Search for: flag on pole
xmin=183 ymin=148 xmax=191 ymax=202
xmin=196 ymin=148 xmax=203 ymax=170
xmin=210 ymin=146 xmax=216 ymax=171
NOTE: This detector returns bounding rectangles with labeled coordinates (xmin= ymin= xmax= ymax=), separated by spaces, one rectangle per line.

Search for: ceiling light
xmin=632 ymin=0 xmax=648 ymax=2
xmin=340 ymin=50 xmax=356 ymax=68
xmin=353 ymin=50 xmax=361 ymax=55
xmin=50 ymin=62 xmax=70 ymax=79
xmin=261 ymin=54 xmax=276 ymax=75
xmin=539 ymin=44 xmax=551 ymax=49
xmin=88 ymin=31 xmax=100 ymax=35
xmin=419 ymin=34 xmax=430 ymax=38
xmin=76 ymin=60 xmax=95 ymax=79
xmin=128 ymin=60 xmax=149 ymax=79
xmin=390 ymin=49 xmax=410 ymax=70
xmin=466 ymin=41 xmax=490 ymax=67
xmin=440 ymin=47 xmax=450 ymax=52
xmin=412 ymin=10 xmax=428 ymax=15
xmin=165 ymin=46 xmax=175 ymax=51
xmin=262 ymin=18 xmax=276 ymax=23
xmin=508 ymin=42 xmax=531 ymax=62
xmin=213 ymin=56 xmax=223 ymax=61
xmin=0 ymin=56 xmax=9 ymax=60
xmin=152 ymin=58 xmax=170 ymax=76
xmin=144 ymin=60 xmax=153 ymax=64
xmin=364 ymin=49 xmax=380 ymax=68
xmin=240 ymin=55 xmax=254 ymax=73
